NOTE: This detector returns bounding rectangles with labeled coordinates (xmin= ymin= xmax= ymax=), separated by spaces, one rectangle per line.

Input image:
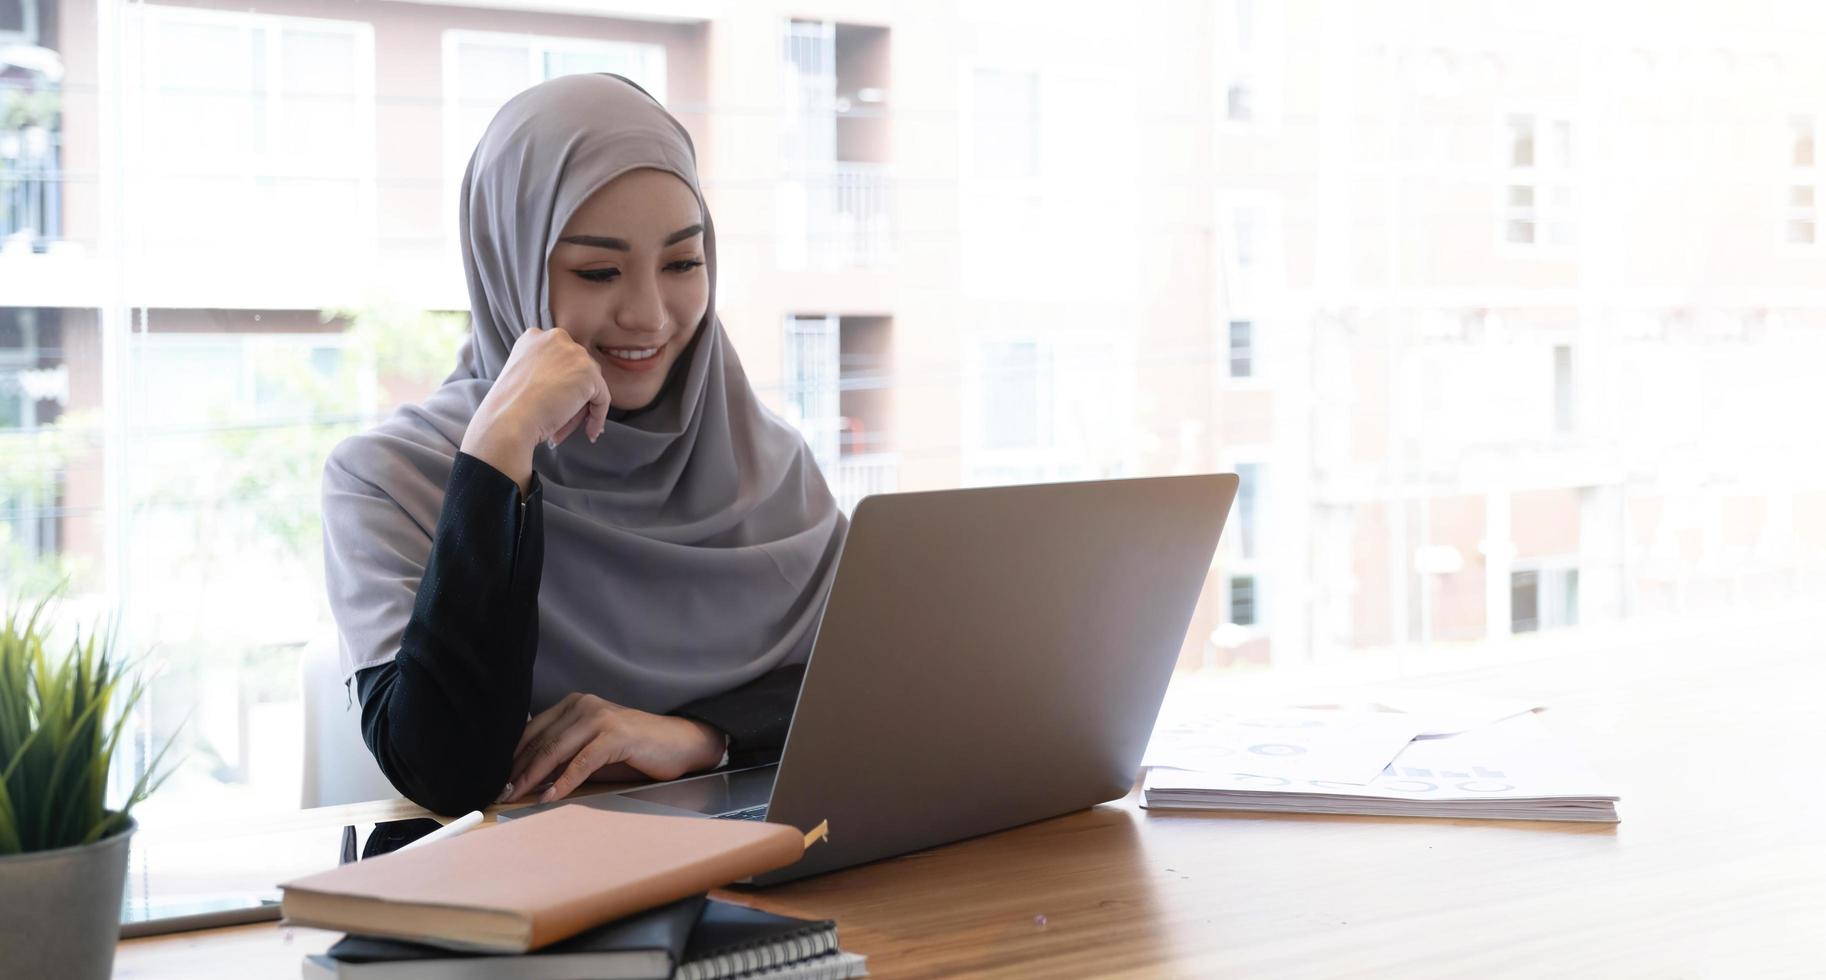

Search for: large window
xmin=124 ymin=6 xmax=375 ymax=275
xmin=3 ymin=1 xmax=1822 ymax=835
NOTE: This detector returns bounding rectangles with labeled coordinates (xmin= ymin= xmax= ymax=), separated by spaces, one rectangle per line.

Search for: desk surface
xmin=115 ymin=618 xmax=1826 ymax=978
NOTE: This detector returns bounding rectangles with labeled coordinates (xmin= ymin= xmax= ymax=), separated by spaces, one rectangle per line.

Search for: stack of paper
xmin=1143 ymin=711 xmax=1619 ymax=822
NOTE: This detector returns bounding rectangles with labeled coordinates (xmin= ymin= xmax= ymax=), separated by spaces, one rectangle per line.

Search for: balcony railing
xmin=831 ymin=452 xmax=898 ymax=513
xmin=0 ymin=123 xmax=62 ymax=251
xmin=779 ymin=161 xmax=892 ymax=270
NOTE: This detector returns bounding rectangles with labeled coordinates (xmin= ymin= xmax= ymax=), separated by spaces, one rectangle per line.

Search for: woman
xmin=321 ymin=74 xmax=847 ymax=816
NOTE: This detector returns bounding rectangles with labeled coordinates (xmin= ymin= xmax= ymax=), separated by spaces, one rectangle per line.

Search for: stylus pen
xmin=398 ymin=809 xmax=484 ymax=852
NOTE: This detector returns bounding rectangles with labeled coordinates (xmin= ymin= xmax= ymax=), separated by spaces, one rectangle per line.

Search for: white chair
xmin=299 ymin=634 xmax=401 ymax=808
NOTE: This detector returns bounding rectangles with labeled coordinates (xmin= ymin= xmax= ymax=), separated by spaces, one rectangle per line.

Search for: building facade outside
xmin=2 ymin=0 xmax=1824 ymax=818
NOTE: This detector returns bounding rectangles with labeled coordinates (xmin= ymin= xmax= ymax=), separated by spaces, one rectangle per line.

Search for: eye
xmin=666 ymin=258 xmax=705 ymax=274
xmin=575 ymin=267 xmax=619 ymax=283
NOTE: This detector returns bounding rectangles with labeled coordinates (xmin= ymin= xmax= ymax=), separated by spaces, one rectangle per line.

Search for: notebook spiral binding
xmin=676 ymin=927 xmax=839 ymax=980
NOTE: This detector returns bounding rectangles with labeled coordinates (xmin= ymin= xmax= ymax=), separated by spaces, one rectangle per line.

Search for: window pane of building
xmin=982 ymin=340 xmax=1049 ymax=451
xmin=1234 ymin=462 xmax=1261 ymax=560
xmin=1508 ymin=114 xmax=1535 ymax=167
xmin=972 ymin=68 xmax=1039 ymax=179
xmin=1229 ymin=574 xmax=1256 ymax=626
xmin=1227 ymin=83 xmax=1254 ymax=122
xmin=1553 ymin=344 xmax=1574 ymax=433
xmin=1511 ymin=570 xmax=1540 ymax=633
xmin=1229 ymin=320 xmax=1253 ymax=378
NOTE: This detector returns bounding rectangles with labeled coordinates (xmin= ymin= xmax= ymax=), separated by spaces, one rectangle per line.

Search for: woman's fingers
xmin=586 ymin=372 xmax=612 ymax=442
xmin=511 ymin=719 xmax=601 ymax=802
xmin=549 ymin=405 xmax=588 ymax=447
xmin=510 ymin=699 xmax=592 ymax=791
xmin=542 ymin=732 xmax=626 ymax=804
xmin=504 ymin=696 xmax=652 ymax=804
xmin=513 ymin=695 xmax=572 ymax=757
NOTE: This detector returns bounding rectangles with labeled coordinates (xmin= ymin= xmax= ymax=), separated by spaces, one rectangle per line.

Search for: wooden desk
xmin=116 ymin=618 xmax=1826 ymax=977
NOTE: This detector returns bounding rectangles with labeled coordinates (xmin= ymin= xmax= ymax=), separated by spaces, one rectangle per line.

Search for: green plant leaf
xmin=0 ymin=590 xmax=185 ymax=854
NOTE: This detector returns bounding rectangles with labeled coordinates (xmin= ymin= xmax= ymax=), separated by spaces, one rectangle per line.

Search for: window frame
xmin=1495 ymin=109 xmax=1577 ymax=254
xmin=962 ymin=333 xmax=1062 ymax=485
xmin=1226 ymin=572 xmax=1260 ymax=628
xmin=781 ymin=313 xmax=843 ymax=469
xmin=1215 ymin=449 xmax=1268 ymax=631
xmin=1552 ymin=342 xmax=1575 ymax=435
xmin=1217 ymin=193 xmax=1279 ymax=388
xmin=0 ymin=0 xmax=38 ymax=46
xmin=1780 ymin=112 xmax=1821 ymax=250
xmin=123 ymin=5 xmax=378 ymax=257
xmin=1215 ymin=0 xmax=1282 ymax=131
xmin=964 ymin=64 xmax=1043 ymax=183
xmin=0 ymin=312 xmax=52 ymax=559
xmin=1227 ymin=318 xmax=1256 ymax=381
xmin=1509 ymin=558 xmax=1579 ymax=634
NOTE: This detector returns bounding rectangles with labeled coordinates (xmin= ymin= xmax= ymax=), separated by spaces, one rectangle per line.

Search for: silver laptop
xmin=502 ymin=473 xmax=1236 ymax=885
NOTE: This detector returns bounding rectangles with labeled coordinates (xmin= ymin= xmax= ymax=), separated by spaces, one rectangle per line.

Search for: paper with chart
xmin=1141 ymin=706 xmax=1431 ymax=785
xmin=1144 ymin=712 xmax=1620 ymax=821
xmin=1282 ymin=687 xmax=1545 ymax=738
xmin=1142 ymin=679 xmax=1551 ymax=785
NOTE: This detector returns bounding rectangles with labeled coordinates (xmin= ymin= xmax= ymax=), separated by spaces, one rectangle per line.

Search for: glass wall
xmin=2 ymin=0 xmax=1824 ymax=825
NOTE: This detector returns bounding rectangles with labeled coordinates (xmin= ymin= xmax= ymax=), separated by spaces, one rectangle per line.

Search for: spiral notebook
xmin=301 ymin=898 xmax=866 ymax=980
xmin=677 ymin=901 xmax=851 ymax=980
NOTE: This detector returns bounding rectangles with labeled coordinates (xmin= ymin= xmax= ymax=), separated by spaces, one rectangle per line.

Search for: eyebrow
xmin=558 ymin=223 xmax=704 ymax=251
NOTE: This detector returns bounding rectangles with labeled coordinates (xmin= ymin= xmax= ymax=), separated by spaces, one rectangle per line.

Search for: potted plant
xmin=0 ymin=595 xmax=180 ymax=980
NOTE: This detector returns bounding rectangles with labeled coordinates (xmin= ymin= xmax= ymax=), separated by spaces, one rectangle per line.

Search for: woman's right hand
xmin=459 ymin=327 xmax=613 ymax=494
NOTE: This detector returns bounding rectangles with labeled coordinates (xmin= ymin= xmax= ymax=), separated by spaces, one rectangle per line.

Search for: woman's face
xmin=546 ymin=167 xmax=709 ymax=411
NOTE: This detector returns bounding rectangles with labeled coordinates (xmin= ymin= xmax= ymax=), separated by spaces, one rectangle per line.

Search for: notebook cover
xmin=684 ymin=901 xmax=836 ymax=961
xmin=280 ymin=807 xmax=805 ymax=952
xmin=325 ymin=895 xmax=706 ymax=964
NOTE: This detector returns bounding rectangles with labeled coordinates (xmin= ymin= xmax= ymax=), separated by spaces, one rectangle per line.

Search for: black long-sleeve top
xmin=354 ymin=451 xmax=805 ymax=815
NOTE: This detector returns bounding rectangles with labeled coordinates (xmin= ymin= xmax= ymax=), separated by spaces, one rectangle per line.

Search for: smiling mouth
xmin=599 ymin=343 xmax=666 ymax=372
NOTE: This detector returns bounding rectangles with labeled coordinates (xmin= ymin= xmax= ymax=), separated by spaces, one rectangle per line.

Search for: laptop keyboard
xmin=716 ymin=805 xmax=769 ymax=821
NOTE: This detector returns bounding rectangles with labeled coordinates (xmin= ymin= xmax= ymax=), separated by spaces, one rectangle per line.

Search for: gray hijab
xmin=321 ymin=73 xmax=847 ymax=715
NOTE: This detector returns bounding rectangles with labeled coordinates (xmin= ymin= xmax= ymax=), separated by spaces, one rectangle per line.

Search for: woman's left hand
xmin=502 ymin=693 xmax=727 ymax=804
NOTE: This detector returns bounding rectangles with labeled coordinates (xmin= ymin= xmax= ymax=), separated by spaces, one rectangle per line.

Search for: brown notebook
xmin=279 ymin=806 xmax=810 ymax=953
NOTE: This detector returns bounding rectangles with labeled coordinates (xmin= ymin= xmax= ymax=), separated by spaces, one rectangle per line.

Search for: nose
xmin=614 ymin=269 xmax=667 ymax=337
